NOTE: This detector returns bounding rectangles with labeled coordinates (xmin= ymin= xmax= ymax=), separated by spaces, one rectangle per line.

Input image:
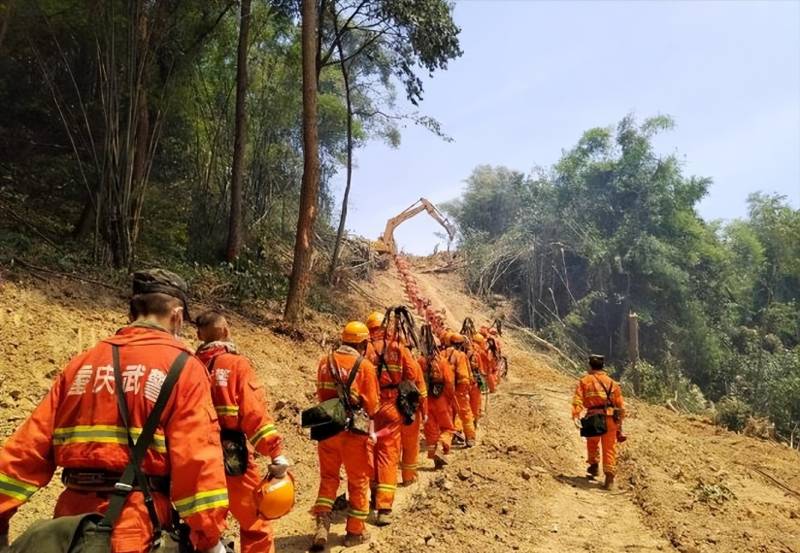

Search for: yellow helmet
xmin=255 ymin=472 xmax=296 ymax=520
xmin=366 ymin=311 xmax=384 ymax=330
xmin=342 ymin=321 xmax=370 ymax=344
xmin=472 ymin=333 xmax=486 ymax=344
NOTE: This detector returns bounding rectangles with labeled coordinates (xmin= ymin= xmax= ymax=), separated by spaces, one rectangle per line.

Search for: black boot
xmin=587 ymin=463 xmax=599 ymax=479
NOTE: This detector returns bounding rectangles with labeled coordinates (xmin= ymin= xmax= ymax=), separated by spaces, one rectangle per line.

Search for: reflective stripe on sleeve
xmin=53 ymin=425 xmax=167 ymax=453
xmin=174 ymin=488 xmax=229 ymax=517
xmin=317 ymin=382 xmax=337 ymax=391
xmin=0 ymin=473 xmax=39 ymax=502
xmin=214 ymin=405 xmax=240 ymax=416
xmin=249 ymin=424 xmax=278 ymax=447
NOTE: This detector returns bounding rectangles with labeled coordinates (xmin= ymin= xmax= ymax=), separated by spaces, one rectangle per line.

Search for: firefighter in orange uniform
xmin=195 ymin=311 xmax=289 ymax=553
xmin=310 ymin=322 xmax=379 ymax=551
xmin=468 ymin=334 xmax=489 ymax=426
xmin=400 ymin=348 xmax=427 ymax=486
xmin=571 ymin=354 xmax=626 ymax=490
xmin=365 ymin=312 xmax=419 ymax=526
xmin=0 ymin=269 xmax=228 ymax=553
xmin=420 ymin=333 xmax=456 ymax=469
xmin=447 ymin=333 xmax=476 ymax=447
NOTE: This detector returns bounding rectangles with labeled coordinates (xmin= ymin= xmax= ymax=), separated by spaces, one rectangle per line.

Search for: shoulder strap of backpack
xmin=591 ymin=374 xmax=614 ymax=406
xmin=102 ymin=345 xmax=188 ymax=543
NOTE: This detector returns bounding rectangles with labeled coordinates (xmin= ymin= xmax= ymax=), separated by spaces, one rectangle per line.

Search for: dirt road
xmin=1 ymin=262 xmax=798 ymax=552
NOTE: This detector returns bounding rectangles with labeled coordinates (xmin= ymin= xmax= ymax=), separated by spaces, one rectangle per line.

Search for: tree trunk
xmin=226 ymin=0 xmax=251 ymax=262
xmin=284 ymin=0 xmax=320 ymax=324
xmin=327 ymin=28 xmax=353 ymax=282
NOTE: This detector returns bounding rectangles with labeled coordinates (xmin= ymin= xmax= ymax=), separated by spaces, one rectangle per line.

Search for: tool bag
xmin=206 ymin=356 xmax=249 ymax=477
xmin=301 ymin=354 xmax=367 ymax=441
xmin=396 ymin=380 xmax=421 ymax=425
xmin=579 ymin=376 xmax=614 ymax=438
xmin=9 ymin=346 xmax=188 ymax=553
xmin=426 ymin=354 xmax=447 ymax=398
xmin=469 ymin=353 xmax=487 ymax=393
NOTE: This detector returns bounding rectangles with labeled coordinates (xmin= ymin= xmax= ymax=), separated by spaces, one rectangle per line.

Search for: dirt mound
xmin=1 ymin=262 xmax=798 ymax=552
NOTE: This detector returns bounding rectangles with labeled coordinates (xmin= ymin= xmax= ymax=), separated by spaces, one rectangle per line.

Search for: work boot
xmin=452 ymin=432 xmax=466 ymax=446
xmin=586 ymin=463 xmax=599 ymax=479
xmin=310 ymin=512 xmax=332 ymax=552
xmin=465 ymin=438 xmax=476 ymax=448
xmin=603 ymin=473 xmax=616 ymax=490
xmin=375 ymin=509 xmax=393 ymax=527
xmin=433 ymin=452 xmax=449 ymax=469
xmin=344 ymin=532 xmax=370 ymax=548
xmin=333 ymin=493 xmax=348 ymax=511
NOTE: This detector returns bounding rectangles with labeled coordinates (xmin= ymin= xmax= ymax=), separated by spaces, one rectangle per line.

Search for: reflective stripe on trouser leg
xmin=343 ymin=433 xmax=372 ymax=535
xmin=374 ymin=402 xmax=401 ymax=511
xmin=400 ymin=417 xmax=421 ymax=482
xmin=313 ymin=435 xmax=343 ymax=515
xmin=602 ymin=417 xmax=619 ymax=475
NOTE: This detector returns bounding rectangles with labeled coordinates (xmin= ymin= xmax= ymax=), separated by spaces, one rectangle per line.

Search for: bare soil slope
xmin=0 ymin=261 xmax=798 ymax=553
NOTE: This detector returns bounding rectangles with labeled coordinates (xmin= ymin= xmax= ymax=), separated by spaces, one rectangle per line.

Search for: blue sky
xmin=332 ymin=0 xmax=800 ymax=254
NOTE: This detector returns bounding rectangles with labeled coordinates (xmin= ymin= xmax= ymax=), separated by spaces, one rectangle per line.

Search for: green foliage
xmin=450 ymin=115 xmax=800 ymax=443
xmin=715 ymin=396 xmax=753 ymax=432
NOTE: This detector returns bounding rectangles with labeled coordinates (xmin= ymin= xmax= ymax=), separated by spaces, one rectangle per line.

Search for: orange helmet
xmin=479 ymin=326 xmax=490 ymax=336
xmin=255 ymin=472 xmax=296 ymax=520
xmin=450 ymin=333 xmax=466 ymax=345
xmin=472 ymin=333 xmax=486 ymax=345
xmin=366 ymin=311 xmax=384 ymax=330
xmin=342 ymin=321 xmax=369 ymax=344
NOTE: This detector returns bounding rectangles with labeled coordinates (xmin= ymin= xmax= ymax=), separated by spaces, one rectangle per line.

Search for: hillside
xmin=1 ymin=260 xmax=798 ymax=553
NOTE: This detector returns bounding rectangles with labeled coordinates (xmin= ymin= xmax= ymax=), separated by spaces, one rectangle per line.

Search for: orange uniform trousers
xmin=469 ymin=383 xmax=482 ymax=425
xmin=424 ymin=395 xmax=455 ymax=458
xmin=454 ymin=383 xmax=476 ymax=441
xmin=312 ymin=431 xmax=373 ymax=535
xmin=373 ymin=397 xmax=402 ymax=510
xmin=586 ymin=416 xmax=619 ymax=475
xmin=400 ymin=416 xmax=422 ymax=484
xmin=54 ymin=489 xmax=172 ymax=553
xmin=228 ymin=451 xmax=274 ymax=553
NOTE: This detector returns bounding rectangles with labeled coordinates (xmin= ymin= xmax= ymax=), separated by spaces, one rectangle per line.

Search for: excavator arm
xmin=375 ymin=198 xmax=456 ymax=255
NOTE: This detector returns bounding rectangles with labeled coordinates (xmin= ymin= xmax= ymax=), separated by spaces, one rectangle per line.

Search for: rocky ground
xmin=0 ymin=260 xmax=798 ymax=552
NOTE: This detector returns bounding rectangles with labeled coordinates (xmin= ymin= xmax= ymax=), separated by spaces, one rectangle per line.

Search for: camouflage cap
xmin=131 ymin=268 xmax=191 ymax=320
xmin=588 ymin=354 xmax=605 ymax=367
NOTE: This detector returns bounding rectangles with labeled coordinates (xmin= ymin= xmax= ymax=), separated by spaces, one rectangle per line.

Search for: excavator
xmin=373 ymin=198 xmax=457 ymax=256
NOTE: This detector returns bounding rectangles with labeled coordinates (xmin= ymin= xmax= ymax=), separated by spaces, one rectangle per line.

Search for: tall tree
xmin=321 ymin=0 xmax=462 ymax=279
xmin=284 ymin=0 xmax=320 ymax=323
xmin=226 ymin=0 xmax=252 ymax=261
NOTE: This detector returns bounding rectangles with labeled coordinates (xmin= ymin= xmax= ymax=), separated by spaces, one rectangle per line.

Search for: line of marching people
xmin=305 ymin=306 xmax=506 ymax=551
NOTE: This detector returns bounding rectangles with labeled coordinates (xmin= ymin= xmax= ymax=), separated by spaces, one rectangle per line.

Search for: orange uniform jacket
xmin=316 ymin=347 xmax=379 ymax=417
xmin=571 ymin=371 xmax=625 ymax=419
xmin=366 ymin=332 xmax=420 ymax=394
xmin=0 ymin=326 xmax=227 ymax=549
xmin=447 ymin=348 xmax=472 ymax=389
xmin=196 ymin=342 xmax=282 ymax=459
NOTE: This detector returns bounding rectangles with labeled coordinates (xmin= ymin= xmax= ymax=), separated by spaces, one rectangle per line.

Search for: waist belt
xmin=62 ymin=469 xmax=170 ymax=494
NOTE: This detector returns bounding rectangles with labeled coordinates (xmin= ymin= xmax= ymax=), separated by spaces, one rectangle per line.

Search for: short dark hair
xmin=195 ymin=310 xmax=227 ymax=329
xmin=129 ymin=293 xmax=182 ymax=320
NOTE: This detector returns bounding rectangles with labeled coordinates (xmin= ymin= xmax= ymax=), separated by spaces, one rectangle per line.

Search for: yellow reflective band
xmin=250 ymin=424 xmax=278 ymax=446
xmin=0 ymin=473 xmax=39 ymax=502
xmin=314 ymin=497 xmax=334 ymax=506
xmin=53 ymin=425 xmax=167 ymax=453
xmin=318 ymin=382 xmax=338 ymax=390
xmin=215 ymin=405 xmax=239 ymax=416
xmin=174 ymin=488 xmax=229 ymax=517
xmin=385 ymin=365 xmax=402 ymax=373
xmin=348 ymin=508 xmax=369 ymax=520
xmin=400 ymin=464 xmax=418 ymax=470
xmin=376 ymin=484 xmax=396 ymax=491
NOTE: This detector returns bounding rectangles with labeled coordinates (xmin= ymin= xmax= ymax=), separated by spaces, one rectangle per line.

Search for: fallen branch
xmin=503 ymin=321 xmax=580 ymax=372
xmin=752 ymin=466 xmax=800 ymax=500
xmin=11 ymin=258 xmax=120 ymax=291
